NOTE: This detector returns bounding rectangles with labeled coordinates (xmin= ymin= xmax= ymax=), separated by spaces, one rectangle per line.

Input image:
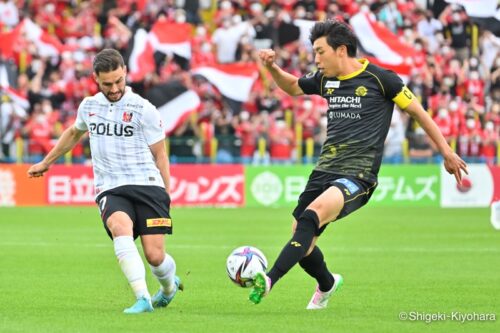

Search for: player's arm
xmin=259 ymin=49 xmax=304 ymax=96
xmin=402 ymin=98 xmax=468 ymax=184
xmin=27 ymin=126 xmax=86 ymax=177
xmin=149 ymin=139 xmax=170 ymax=193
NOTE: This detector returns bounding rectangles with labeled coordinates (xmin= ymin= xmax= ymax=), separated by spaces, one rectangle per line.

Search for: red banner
xmin=170 ymin=164 xmax=244 ymax=206
xmin=0 ymin=164 xmax=45 ymax=206
xmin=0 ymin=164 xmax=244 ymax=207
xmin=45 ymin=165 xmax=95 ymax=205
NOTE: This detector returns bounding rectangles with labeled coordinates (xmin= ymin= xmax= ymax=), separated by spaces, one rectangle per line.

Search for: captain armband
xmin=392 ymin=86 xmax=415 ymax=110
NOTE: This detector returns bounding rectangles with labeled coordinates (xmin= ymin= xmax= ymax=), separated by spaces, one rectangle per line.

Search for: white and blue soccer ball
xmin=226 ymin=246 xmax=268 ymax=287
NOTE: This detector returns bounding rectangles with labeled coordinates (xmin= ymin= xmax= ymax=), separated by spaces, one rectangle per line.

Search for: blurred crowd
xmin=0 ymin=0 xmax=499 ymax=165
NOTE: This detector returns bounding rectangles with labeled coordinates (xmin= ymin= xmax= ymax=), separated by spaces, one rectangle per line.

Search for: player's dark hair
xmin=93 ymin=49 xmax=125 ymax=74
xmin=309 ymin=20 xmax=357 ymax=57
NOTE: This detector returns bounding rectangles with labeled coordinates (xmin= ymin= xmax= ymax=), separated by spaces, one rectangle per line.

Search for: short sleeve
xmin=298 ymin=71 xmax=323 ymax=95
xmin=74 ymin=98 xmax=88 ymax=131
xmin=376 ymin=69 xmax=415 ymax=109
xmin=142 ymin=102 xmax=166 ymax=145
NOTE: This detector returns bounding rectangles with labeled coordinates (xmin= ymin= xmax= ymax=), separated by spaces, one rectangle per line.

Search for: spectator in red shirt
xmin=481 ymin=121 xmax=498 ymax=165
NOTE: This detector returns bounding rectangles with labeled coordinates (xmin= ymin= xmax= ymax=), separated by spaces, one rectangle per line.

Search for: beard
xmin=104 ymin=88 xmax=125 ymax=102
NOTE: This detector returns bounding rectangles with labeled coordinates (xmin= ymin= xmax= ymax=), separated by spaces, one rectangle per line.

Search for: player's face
xmin=313 ymin=37 xmax=343 ymax=77
xmin=94 ymin=66 xmax=127 ymax=102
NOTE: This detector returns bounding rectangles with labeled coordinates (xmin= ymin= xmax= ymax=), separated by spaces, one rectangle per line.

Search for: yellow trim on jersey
xmin=337 ymin=58 xmax=369 ymax=81
xmin=344 ymin=182 xmax=378 ymax=204
xmin=393 ymin=86 xmax=415 ymax=110
xmin=320 ymin=74 xmax=325 ymax=95
xmin=365 ymin=70 xmax=385 ymax=96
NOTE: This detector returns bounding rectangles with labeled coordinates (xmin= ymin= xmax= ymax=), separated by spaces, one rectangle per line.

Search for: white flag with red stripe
xmin=128 ymin=28 xmax=155 ymax=82
xmin=22 ymin=19 xmax=65 ymax=57
xmin=145 ymin=80 xmax=201 ymax=134
xmin=149 ymin=21 xmax=192 ymax=59
xmin=350 ymin=13 xmax=417 ymax=66
xmin=366 ymin=57 xmax=411 ymax=83
xmin=3 ymin=86 xmax=30 ymax=110
xmin=192 ymin=63 xmax=259 ymax=102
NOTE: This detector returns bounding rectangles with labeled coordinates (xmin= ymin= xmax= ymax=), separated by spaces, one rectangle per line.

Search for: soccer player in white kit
xmin=28 ymin=49 xmax=182 ymax=314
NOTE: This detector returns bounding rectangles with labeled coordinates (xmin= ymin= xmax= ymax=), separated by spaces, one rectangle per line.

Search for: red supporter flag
xmin=191 ymin=63 xmax=259 ymax=102
xmin=3 ymin=86 xmax=30 ymax=110
xmin=128 ymin=28 xmax=155 ymax=82
xmin=145 ymin=80 xmax=201 ymax=134
xmin=149 ymin=21 xmax=192 ymax=60
xmin=0 ymin=25 xmax=22 ymax=59
xmin=350 ymin=12 xmax=417 ymax=66
xmin=22 ymin=18 xmax=66 ymax=57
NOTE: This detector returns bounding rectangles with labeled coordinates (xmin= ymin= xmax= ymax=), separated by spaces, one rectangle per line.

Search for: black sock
xmin=268 ymin=209 xmax=319 ymax=288
xmin=299 ymin=246 xmax=335 ymax=292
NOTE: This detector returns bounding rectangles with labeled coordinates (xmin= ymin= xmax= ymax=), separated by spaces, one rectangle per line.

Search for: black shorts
xmin=95 ymin=185 xmax=172 ymax=240
xmin=292 ymin=170 xmax=377 ymax=235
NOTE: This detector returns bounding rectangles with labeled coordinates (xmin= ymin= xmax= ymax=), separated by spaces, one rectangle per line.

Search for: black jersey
xmin=298 ymin=59 xmax=415 ymax=183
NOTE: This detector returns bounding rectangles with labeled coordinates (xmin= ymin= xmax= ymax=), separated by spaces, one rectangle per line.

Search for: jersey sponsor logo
xmin=290 ymin=241 xmax=302 ymax=247
xmin=328 ymin=111 xmax=361 ymax=120
xmin=122 ymin=111 xmax=133 ymax=123
xmin=329 ymin=96 xmax=361 ymax=104
xmin=328 ymin=96 xmax=362 ymax=111
xmin=126 ymin=103 xmax=143 ymax=109
xmin=355 ymin=86 xmax=368 ymax=97
xmin=333 ymin=178 xmax=360 ymax=194
xmin=146 ymin=218 xmax=172 ymax=227
xmin=326 ymin=88 xmax=335 ymax=95
xmin=89 ymin=122 xmax=134 ymax=137
xmin=325 ymin=80 xmax=340 ymax=88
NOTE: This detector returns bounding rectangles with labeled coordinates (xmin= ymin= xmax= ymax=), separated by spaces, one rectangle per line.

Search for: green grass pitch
xmin=1 ymin=206 xmax=499 ymax=333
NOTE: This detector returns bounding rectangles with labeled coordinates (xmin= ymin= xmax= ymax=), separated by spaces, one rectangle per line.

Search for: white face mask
xmin=176 ymin=15 xmax=186 ymax=23
xmin=232 ymin=15 xmax=242 ymax=24
xmin=470 ymin=58 xmax=478 ymax=67
xmin=438 ymin=109 xmax=448 ymax=118
xmin=196 ymin=26 xmax=206 ymax=37
xmin=201 ymin=42 xmax=211 ymax=53
xmin=35 ymin=114 xmax=45 ymax=124
xmin=240 ymin=111 xmax=249 ymax=121
xmin=303 ymin=100 xmax=313 ymax=110
xmin=466 ymin=118 xmax=475 ymax=129
xmin=449 ymin=101 xmax=458 ymax=112
xmin=485 ymin=122 xmax=494 ymax=131
xmin=320 ymin=116 xmax=328 ymax=127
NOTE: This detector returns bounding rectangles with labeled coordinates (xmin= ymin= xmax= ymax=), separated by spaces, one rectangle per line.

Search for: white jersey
xmin=74 ymin=87 xmax=165 ymax=196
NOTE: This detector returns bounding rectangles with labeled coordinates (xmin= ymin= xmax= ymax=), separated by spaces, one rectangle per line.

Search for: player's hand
xmin=443 ymin=152 xmax=468 ymax=184
xmin=27 ymin=161 xmax=50 ymax=178
xmin=258 ymin=49 xmax=276 ymax=68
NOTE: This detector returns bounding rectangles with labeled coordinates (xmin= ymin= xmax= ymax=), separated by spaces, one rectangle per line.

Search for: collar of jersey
xmin=337 ymin=58 xmax=369 ymax=81
xmin=97 ymin=86 xmax=132 ymax=104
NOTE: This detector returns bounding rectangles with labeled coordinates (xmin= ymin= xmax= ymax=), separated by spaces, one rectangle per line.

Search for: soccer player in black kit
xmin=249 ymin=20 xmax=468 ymax=308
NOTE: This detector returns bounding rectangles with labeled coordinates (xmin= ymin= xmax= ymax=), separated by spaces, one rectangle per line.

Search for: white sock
xmin=150 ymin=253 xmax=176 ymax=295
xmin=113 ymin=236 xmax=150 ymax=300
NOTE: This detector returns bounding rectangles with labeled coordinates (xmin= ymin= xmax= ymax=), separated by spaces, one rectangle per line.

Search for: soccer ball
xmin=226 ymin=246 xmax=268 ymax=287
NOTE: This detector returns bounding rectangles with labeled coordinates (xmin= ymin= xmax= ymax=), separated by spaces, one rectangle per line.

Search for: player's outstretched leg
xmin=152 ymin=276 xmax=184 ymax=308
xmin=249 ymin=271 xmax=271 ymax=304
xmin=123 ymin=296 xmax=154 ymax=314
xmin=306 ymin=273 xmax=343 ymax=310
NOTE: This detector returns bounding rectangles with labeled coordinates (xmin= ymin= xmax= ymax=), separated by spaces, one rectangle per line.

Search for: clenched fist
xmin=258 ymin=49 xmax=276 ymax=68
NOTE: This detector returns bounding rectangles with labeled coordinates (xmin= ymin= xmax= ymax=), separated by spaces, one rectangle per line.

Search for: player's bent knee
xmin=143 ymin=250 xmax=165 ymax=266
xmin=106 ymin=212 xmax=133 ymax=237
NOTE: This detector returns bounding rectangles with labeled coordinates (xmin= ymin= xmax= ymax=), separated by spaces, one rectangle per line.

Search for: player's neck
xmin=337 ymin=58 xmax=364 ymax=77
